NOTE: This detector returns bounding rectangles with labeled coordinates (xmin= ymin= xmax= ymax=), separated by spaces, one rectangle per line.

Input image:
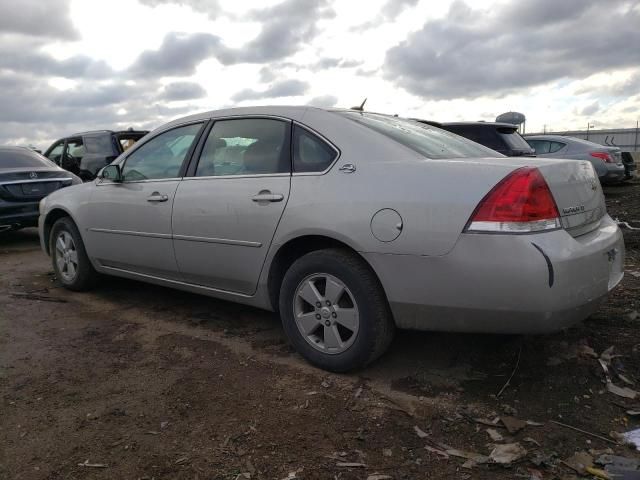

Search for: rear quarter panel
xmin=275 ymin=110 xmax=532 ymax=257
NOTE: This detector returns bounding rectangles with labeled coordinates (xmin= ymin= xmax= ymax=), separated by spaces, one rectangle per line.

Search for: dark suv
xmin=413 ymin=120 xmax=535 ymax=157
xmin=44 ymin=129 xmax=148 ymax=181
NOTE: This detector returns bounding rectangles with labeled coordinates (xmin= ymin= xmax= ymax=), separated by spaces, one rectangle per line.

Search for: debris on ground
xmin=336 ymin=462 xmax=366 ymax=468
xmin=77 ymin=460 xmax=108 ymax=468
xmin=487 ymin=428 xmax=504 ymax=442
xmin=488 ymin=443 xmax=527 ymax=464
xmin=501 ymin=416 xmax=527 ymax=434
xmin=551 ymin=420 xmax=618 ymax=445
xmin=414 ymin=425 xmax=429 ymax=438
xmin=623 ymin=428 xmax=640 ymax=451
xmin=563 ymin=451 xmax=594 ymax=474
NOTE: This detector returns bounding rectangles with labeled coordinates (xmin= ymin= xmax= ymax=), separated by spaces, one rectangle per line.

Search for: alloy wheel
xmin=293 ymin=273 xmax=360 ymax=354
xmin=55 ymin=231 xmax=79 ymax=282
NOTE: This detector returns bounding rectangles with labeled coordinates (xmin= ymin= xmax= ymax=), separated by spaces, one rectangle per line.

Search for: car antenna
xmin=351 ymin=98 xmax=367 ymax=111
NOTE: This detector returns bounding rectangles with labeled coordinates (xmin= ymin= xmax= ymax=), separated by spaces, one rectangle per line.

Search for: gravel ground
xmin=1 ymin=182 xmax=640 ymax=479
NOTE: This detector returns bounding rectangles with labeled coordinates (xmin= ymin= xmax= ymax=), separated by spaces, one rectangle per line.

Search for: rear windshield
xmin=497 ymin=128 xmax=533 ymax=151
xmin=0 ymin=149 xmax=57 ymax=168
xmin=339 ymin=112 xmax=500 ymax=159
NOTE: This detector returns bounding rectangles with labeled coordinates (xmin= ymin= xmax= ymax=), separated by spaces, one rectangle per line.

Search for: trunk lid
xmin=0 ymin=168 xmax=74 ymax=202
xmin=536 ymin=159 xmax=606 ymax=237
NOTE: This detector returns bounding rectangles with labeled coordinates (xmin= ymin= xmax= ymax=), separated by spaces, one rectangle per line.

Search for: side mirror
xmin=100 ymin=164 xmax=123 ymax=182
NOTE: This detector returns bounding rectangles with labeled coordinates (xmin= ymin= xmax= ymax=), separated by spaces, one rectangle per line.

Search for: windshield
xmin=339 ymin=112 xmax=501 ymax=159
xmin=0 ymin=149 xmax=57 ymax=168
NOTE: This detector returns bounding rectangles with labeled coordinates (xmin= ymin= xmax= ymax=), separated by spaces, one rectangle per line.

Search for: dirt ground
xmin=2 ymin=183 xmax=640 ymax=480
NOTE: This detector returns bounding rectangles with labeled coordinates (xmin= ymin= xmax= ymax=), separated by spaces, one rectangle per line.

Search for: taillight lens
xmin=466 ymin=167 xmax=561 ymax=233
xmin=590 ymin=152 xmax=613 ymax=163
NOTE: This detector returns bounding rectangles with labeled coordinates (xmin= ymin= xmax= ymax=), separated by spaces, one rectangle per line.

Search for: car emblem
xmin=590 ymin=179 xmax=598 ymax=191
xmin=29 ymin=172 xmax=38 ymax=179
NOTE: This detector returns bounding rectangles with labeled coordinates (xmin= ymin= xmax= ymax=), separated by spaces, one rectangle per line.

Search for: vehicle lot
xmin=1 ymin=185 xmax=640 ymax=479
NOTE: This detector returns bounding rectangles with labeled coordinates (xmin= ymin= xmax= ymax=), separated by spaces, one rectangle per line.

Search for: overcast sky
xmin=0 ymin=0 xmax=639 ymax=148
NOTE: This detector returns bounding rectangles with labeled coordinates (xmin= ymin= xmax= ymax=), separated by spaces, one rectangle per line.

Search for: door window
xmin=528 ymin=140 xmax=551 ymax=154
xmin=549 ymin=141 xmax=566 ymax=153
xmin=195 ymin=118 xmax=290 ymax=177
xmin=122 ymin=123 xmax=202 ymax=181
xmin=46 ymin=141 xmax=65 ymax=165
xmin=293 ymin=126 xmax=337 ymax=172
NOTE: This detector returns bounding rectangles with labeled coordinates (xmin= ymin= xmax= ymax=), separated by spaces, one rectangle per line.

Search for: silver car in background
xmin=38 ymin=107 xmax=624 ymax=371
xmin=525 ymin=134 xmax=625 ymax=185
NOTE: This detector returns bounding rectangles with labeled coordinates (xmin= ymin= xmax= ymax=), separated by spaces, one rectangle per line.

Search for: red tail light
xmin=590 ymin=152 xmax=613 ymax=163
xmin=466 ymin=167 xmax=561 ymax=233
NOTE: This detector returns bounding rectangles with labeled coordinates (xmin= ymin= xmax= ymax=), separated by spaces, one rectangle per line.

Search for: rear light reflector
xmin=466 ymin=167 xmax=561 ymax=233
xmin=590 ymin=152 xmax=613 ymax=163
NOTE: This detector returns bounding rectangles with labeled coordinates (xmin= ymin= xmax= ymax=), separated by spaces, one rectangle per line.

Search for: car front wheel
xmin=279 ymin=248 xmax=394 ymax=372
xmin=50 ymin=217 xmax=98 ymax=291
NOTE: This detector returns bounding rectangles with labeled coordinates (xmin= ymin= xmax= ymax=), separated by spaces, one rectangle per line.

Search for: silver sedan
xmin=38 ymin=107 xmax=624 ymax=372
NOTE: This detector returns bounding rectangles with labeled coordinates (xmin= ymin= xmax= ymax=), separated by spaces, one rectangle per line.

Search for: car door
xmin=85 ymin=122 xmax=205 ymax=279
xmin=172 ymin=117 xmax=292 ymax=294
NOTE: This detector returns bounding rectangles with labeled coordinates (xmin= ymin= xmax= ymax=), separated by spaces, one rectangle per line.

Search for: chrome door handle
xmin=252 ymin=191 xmax=284 ymax=203
xmin=147 ymin=192 xmax=169 ymax=202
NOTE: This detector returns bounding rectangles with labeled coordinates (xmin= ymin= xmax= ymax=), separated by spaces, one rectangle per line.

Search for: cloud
xmin=351 ymin=0 xmax=418 ymax=32
xmin=310 ymin=57 xmax=363 ymax=71
xmin=308 ymin=95 xmax=339 ymax=107
xmin=381 ymin=0 xmax=419 ymax=19
xmin=132 ymin=0 xmax=335 ymax=73
xmin=576 ymin=72 xmax=640 ymax=98
xmin=0 ymin=71 xmax=193 ymax=147
xmin=0 ymin=41 xmax=112 ymax=79
xmin=230 ymin=0 xmax=334 ymax=64
xmin=128 ymin=32 xmax=224 ymax=78
xmin=384 ymin=0 xmax=640 ymax=100
xmin=161 ymin=81 xmax=207 ymax=100
xmin=579 ymin=101 xmax=601 ymax=116
xmin=138 ymin=0 xmax=221 ymax=19
xmin=0 ymin=0 xmax=78 ymax=39
xmin=231 ymin=79 xmax=309 ymax=102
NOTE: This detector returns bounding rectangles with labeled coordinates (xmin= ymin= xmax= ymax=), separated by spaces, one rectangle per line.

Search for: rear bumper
xmin=363 ymin=215 xmax=624 ymax=334
xmin=0 ymin=201 xmax=39 ymax=228
xmin=600 ymin=164 xmax=626 ymax=184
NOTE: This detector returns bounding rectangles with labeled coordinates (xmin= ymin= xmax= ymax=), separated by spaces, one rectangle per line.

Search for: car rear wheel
xmin=279 ymin=248 xmax=394 ymax=372
xmin=50 ymin=217 xmax=98 ymax=291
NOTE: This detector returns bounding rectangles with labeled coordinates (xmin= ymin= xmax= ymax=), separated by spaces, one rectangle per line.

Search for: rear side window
xmin=340 ymin=113 xmax=498 ymax=159
xmin=549 ymin=141 xmax=565 ymax=153
xmin=528 ymin=140 xmax=550 ymax=154
xmin=293 ymin=126 xmax=337 ymax=172
xmin=196 ymin=118 xmax=290 ymax=177
xmin=0 ymin=149 xmax=56 ymax=168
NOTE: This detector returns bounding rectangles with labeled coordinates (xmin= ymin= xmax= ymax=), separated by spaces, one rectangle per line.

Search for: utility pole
xmin=586 ymin=122 xmax=595 ymax=141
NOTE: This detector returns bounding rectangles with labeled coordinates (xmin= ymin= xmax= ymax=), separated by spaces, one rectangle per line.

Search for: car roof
xmin=441 ymin=121 xmax=519 ymax=129
xmin=525 ymin=135 xmax=620 ymax=150
xmin=70 ymin=129 xmax=149 ymax=137
xmin=0 ymin=146 xmax=35 ymax=153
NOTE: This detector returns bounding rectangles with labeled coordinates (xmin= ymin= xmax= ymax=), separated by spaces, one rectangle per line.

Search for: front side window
xmin=340 ymin=113 xmax=500 ymax=159
xmin=293 ymin=126 xmax=337 ymax=173
xmin=46 ymin=142 xmax=65 ymax=165
xmin=196 ymin=118 xmax=290 ymax=177
xmin=122 ymin=123 xmax=202 ymax=181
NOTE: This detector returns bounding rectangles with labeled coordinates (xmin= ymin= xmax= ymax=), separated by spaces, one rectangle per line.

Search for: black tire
xmin=279 ymin=248 xmax=395 ymax=372
xmin=49 ymin=217 xmax=99 ymax=291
